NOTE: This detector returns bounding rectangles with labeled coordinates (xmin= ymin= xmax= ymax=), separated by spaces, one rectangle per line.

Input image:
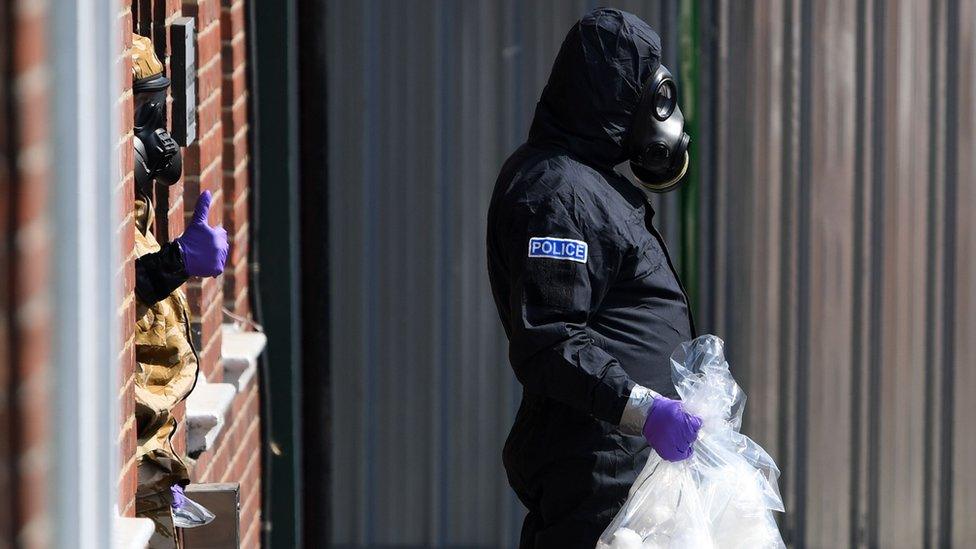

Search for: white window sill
xmin=113 ymin=515 xmax=155 ymax=549
xmin=184 ymin=324 xmax=265 ymax=458
xmin=185 ymin=379 xmax=237 ymax=457
xmin=220 ymin=323 xmax=267 ymax=393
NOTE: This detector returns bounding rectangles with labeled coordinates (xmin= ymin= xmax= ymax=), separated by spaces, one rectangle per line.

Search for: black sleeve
xmin=135 ymin=241 xmax=189 ymax=305
xmin=504 ymin=193 xmax=634 ymax=424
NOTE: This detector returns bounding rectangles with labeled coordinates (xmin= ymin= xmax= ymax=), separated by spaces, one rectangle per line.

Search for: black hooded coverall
xmin=486 ymin=9 xmax=695 ymax=548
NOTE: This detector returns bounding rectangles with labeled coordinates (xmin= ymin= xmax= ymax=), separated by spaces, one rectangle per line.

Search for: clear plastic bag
xmin=596 ymin=335 xmax=786 ymax=549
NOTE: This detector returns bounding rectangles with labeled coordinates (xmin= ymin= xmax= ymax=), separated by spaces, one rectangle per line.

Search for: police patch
xmin=528 ymin=237 xmax=588 ymax=263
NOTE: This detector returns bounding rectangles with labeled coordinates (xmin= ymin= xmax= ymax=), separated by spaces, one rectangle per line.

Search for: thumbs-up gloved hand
xmin=175 ymin=190 xmax=229 ymax=277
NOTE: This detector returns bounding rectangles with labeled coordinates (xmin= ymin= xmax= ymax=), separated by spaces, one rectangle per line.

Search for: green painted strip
xmin=678 ymin=0 xmax=700 ymax=315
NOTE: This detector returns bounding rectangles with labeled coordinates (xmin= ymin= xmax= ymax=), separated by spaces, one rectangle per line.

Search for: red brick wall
xmin=0 ymin=0 xmax=261 ymax=541
xmin=181 ymin=0 xmax=224 ymax=385
xmin=195 ymin=1 xmax=263 ymax=547
xmin=118 ymin=0 xmax=139 ymax=518
xmin=0 ymin=0 xmax=53 ymax=547
xmin=122 ymin=0 xmax=261 ymax=544
xmin=221 ymin=0 xmax=250 ymax=319
xmin=0 ymin=0 xmax=260 ymax=543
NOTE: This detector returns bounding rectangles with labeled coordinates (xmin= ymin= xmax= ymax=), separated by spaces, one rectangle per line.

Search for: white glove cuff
xmin=619 ymin=384 xmax=661 ymax=436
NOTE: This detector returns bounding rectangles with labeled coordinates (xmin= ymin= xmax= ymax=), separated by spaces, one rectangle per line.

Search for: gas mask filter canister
xmin=134 ymin=91 xmax=182 ymax=189
xmin=626 ymin=64 xmax=691 ymax=193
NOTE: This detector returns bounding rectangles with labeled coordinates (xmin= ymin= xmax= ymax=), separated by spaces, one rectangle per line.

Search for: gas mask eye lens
xmin=653 ymin=79 xmax=676 ymax=120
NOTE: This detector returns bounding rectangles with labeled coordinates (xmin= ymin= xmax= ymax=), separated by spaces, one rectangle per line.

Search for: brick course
xmin=118 ymin=0 xmax=138 ymax=519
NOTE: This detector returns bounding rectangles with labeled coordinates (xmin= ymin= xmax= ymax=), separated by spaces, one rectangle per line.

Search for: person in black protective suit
xmin=487 ymin=9 xmax=702 ymax=548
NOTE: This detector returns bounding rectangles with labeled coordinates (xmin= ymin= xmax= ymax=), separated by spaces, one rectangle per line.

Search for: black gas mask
xmin=134 ymin=90 xmax=182 ymax=190
xmin=626 ymin=64 xmax=690 ymax=193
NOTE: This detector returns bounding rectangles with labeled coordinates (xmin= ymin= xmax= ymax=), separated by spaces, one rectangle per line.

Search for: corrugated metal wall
xmin=697 ymin=1 xmax=976 ymax=547
xmin=326 ymin=1 xmax=976 ymax=547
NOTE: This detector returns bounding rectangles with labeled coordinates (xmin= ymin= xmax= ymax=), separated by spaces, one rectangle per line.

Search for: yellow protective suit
xmin=133 ymin=196 xmax=199 ymax=548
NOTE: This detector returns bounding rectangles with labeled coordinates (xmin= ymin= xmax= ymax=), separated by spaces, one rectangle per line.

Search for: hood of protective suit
xmin=528 ymin=8 xmax=662 ymax=169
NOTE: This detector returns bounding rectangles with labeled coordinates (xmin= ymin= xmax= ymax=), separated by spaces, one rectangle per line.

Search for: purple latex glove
xmin=175 ymin=190 xmax=228 ymax=277
xmin=170 ymin=484 xmax=187 ymax=510
xmin=643 ymin=396 xmax=702 ymax=462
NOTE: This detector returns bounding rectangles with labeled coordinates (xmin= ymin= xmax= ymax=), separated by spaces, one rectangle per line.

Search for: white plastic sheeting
xmin=598 ymin=336 xmax=785 ymax=549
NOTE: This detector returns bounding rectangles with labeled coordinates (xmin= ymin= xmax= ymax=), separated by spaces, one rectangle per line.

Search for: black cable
xmin=243 ymin=1 xmax=275 ymax=546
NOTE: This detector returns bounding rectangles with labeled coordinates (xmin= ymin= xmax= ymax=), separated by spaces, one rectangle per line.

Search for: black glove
xmin=135 ymin=241 xmax=189 ymax=305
